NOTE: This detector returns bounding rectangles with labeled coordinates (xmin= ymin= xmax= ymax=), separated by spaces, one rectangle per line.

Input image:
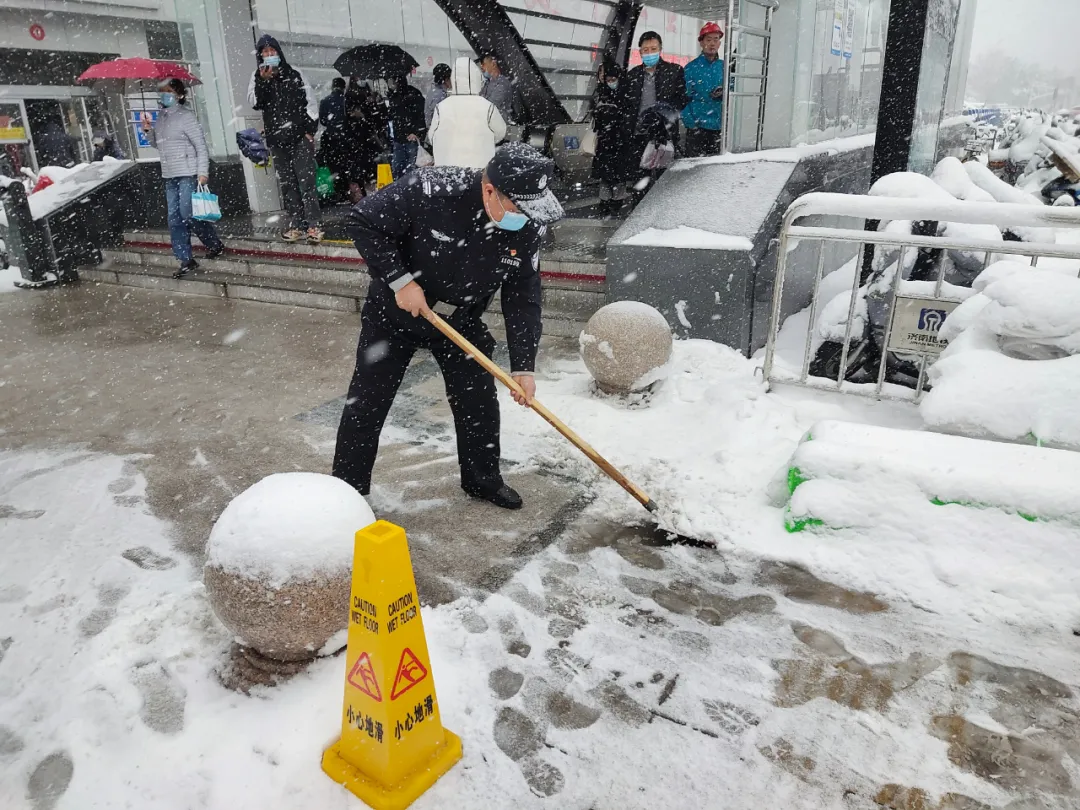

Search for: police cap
xmin=485 ymin=142 xmax=565 ymax=225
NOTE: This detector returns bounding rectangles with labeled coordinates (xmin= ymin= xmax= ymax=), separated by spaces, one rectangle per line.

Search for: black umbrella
xmin=334 ymin=45 xmax=419 ymax=79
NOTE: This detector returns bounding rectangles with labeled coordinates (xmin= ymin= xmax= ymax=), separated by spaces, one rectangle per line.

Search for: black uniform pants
xmin=684 ymin=128 xmax=723 ymax=158
xmin=332 ymin=306 xmax=501 ymax=496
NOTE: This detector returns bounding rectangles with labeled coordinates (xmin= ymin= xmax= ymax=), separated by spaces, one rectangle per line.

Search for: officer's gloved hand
xmin=395 ymin=280 xmax=429 ymax=318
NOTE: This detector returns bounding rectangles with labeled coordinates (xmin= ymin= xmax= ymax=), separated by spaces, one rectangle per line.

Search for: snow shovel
xmin=422 ymin=310 xmax=706 ymax=546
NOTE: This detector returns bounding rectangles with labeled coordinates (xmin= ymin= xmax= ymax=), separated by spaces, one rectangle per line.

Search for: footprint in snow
xmin=131 ymin=661 xmax=187 ymax=735
xmin=26 ymin=751 xmax=74 ymax=810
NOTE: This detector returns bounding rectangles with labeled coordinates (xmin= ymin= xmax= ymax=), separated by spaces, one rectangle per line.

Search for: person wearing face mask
xmin=333 ymin=143 xmax=564 ymax=510
xmin=682 ymin=22 xmax=726 ymax=157
xmin=622 ymin=31 xmax=688 ymax=196
xmin=385 ymin=74 xmax=427 ymax=180
xmin=247 ymin=34 xmax=323 ymax=244
xmin=477 ymin=52 xmax=516 ymax=125
xmin=142 ymin=79 xmax=224 ymax=278
xmin=591 ymin=58 xmax=633 ymax=215
xmin=91 ymin=131 xmax=124 ymax=162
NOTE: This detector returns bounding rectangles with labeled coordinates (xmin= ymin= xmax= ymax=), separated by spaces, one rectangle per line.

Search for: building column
xmin=870 ymin=0 xmax=931 ymax=182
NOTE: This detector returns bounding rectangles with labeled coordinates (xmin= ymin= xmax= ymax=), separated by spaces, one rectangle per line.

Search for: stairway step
xmin=83 ymin=261 xmax=602 ymax=335
xmin=119 ymin=232 xmax=607 ymax=286
xmin=100 ymin=248 xmax=369 ymax=288
xmin=84 ymin=263 xmax=363 ymax=311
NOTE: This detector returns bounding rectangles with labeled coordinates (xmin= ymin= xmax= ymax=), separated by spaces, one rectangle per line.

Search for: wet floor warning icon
xmin=390 ymin=647 xmax=428 ymax=701
xmin=347 ymin=651 xmax=382 ymax=702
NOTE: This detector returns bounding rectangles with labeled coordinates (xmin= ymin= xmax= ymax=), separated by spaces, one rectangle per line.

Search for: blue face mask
xmin=606 ymin=80 xmax=619 ymax=90
xmin=159 ymin=92 xmax=176 ymax=108
xmin=262 ymin=55 xmax=281 ymax=68
xmin=642 ymin=52 xmax=661 ymax=67
xmin=494 ymin=194 xmax=528 ymax=231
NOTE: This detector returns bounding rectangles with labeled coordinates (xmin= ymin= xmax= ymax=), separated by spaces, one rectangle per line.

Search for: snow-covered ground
xmin=0 ymin=265 xmax=20 ymax=293
xmin=3 ymin=333 xmax=1080 ymax=809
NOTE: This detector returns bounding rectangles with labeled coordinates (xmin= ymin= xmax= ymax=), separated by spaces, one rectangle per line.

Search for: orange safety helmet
xmin=698 ymin=21 xmax=724 ymax=40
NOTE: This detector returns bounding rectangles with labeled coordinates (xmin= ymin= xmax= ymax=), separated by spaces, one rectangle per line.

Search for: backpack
xmin=236 ymin=128 xmax=270 ymax=167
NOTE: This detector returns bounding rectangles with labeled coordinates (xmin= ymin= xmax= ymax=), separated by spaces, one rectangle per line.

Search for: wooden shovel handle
xmin=422 ymin=309 xmax=657 ymax=513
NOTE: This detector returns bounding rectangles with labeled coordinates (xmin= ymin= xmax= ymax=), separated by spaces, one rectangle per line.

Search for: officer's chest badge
xmin=500 ymin=249 xmax=522 ymax=270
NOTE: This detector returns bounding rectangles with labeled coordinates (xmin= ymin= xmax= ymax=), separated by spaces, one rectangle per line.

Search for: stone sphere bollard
xmin=579 ymin=301 xmax=674 ymax=393
xmin=204 ymin=472 xmax=375 ymax=664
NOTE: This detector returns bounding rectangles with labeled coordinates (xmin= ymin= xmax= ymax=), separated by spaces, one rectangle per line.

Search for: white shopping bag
xmin=191 ymin=184 xmax=222 ymax=222
xmin=640 ymin=141 xmax=675 ymax=171
xmin=415 ymin=144 xmax=434 ymax=167
xmin=580 ymin=128 xmax=597 ymax=156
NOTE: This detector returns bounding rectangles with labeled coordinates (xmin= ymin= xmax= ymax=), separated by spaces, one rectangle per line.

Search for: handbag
xmin=580 ymin=128 xmax=597 ymax=156
xmin=315 ymin=165 xmax=334 ymax=198
xmin=640 ymin=141 xmax=675 ymax=171
xmin=191 ymin=184 xmax=222 ymax=222
xmin=415 ymin=143 xmax=434 ymax=167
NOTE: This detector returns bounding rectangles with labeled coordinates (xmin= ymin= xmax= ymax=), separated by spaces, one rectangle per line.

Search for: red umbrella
xmin=78 ymin=57 xmax=201 ymax=84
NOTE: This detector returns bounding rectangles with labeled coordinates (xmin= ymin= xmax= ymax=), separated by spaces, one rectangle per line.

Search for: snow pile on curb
xmin=206 ymin=472 xmax=375 ymax=587
xmin=787 ymin=420 xmax=1080 ymax=530
xmin=922 ymin=268 xmax=1080 ymax=448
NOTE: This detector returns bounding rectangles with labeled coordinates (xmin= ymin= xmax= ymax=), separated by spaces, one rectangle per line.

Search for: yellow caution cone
xmin=322 ymin=521 xmax=462 ymax=810
xmin=376 ymin=163 xmax=394 ymax=189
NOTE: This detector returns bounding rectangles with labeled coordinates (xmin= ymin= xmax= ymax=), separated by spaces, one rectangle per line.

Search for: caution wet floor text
xmin=322 ymin=520 xmax=461 ymax=809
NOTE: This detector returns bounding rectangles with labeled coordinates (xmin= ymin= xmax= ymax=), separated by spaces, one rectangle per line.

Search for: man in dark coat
xmin=319 ymin=78 xmax=364 ymax=203
xmin=35 ymin=117 xmax=78 ymax=168
xmin=621 ymin=30 xmax=689 ymax=196
xmin=591 ymin=59 xmax=633 ymax=214
xmin=386 ymin=76 xmax=427 ymax=180
xmin=332 ymin=143 xmax=565 ymax=509
xmin=247 ymin=33 xmax=323 ymax=243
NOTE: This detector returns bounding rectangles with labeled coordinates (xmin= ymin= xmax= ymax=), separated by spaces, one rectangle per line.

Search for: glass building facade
xmin=0 ymin=0 xmax=978 ymax=210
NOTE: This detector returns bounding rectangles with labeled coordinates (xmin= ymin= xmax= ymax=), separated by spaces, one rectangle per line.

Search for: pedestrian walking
xmin=682 ymin=22 xmax=726 ymax=158
xmin=332 ymin=143 xmax=565 ymax=509
xmin=319 ymin=78 xmax=365 ymax=204
xmin=247 ymin=34 xmax=323 ymax=244
xmin=91 ymin=131 xmax=125 ymax=162
xmin=591 ymin=59 xmax=633 ymax=214
xmin=142 ymin=78 xmax=224 ymax=279
xmin=425 ymin=63 xmax=452 ymax=129
xmin=34 ymin=116 xmax=78 ymax=168
xmin=622 ymin=31 xmax=689 ymax=199
xmin=386 ymin=75 xmax=426 ymax=180
xmin=346 ymin=82 xmax=388 ymax=187
xmin=428 ymin=57 xmax=506 ymax=169
xmin=478 ymin=52 xmax=516 ymax=125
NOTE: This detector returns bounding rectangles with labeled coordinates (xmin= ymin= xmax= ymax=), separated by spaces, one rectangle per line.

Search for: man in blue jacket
xmin=682 ymin=22 xmax=725 ymax=158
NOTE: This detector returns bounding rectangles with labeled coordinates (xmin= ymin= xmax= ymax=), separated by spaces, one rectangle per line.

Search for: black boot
xmin=463 ymin=482 xmax=523 ymax=510
xmin=205 ymin=244 xmax=224 ymax=260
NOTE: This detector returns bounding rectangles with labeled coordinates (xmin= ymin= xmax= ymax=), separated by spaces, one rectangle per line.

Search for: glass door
xmin=58 ymin=99 xmax=92 ymax=164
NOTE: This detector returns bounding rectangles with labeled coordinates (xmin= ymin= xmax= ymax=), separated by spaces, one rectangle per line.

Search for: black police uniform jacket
xmin=347 ymin=166 xmax=544 ymax=374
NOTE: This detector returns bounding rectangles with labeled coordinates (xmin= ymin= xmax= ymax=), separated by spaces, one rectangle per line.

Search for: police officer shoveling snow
xmin=332 ymin=142 xmax=565 ymax=510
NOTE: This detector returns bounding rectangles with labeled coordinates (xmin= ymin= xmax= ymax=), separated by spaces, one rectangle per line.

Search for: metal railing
xmin=761 ymin=192 xmax=1080 ymax=403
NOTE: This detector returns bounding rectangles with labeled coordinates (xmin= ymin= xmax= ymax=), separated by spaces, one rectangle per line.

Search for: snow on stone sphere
xmin=579 ymin=301 xmax=673 ymax=393
xmin=207 ymin=472 xmax=375 ymax=588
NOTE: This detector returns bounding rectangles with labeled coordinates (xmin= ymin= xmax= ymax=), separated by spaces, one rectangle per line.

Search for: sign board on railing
xmin=886 ymin=296 xmax=961 ymax=355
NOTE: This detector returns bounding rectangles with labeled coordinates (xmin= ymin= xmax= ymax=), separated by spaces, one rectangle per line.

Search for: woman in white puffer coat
xmin=428 ymin=57 xmax=507 ymax=169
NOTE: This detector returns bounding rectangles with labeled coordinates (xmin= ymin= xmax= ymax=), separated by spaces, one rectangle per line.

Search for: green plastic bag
xmin=315 ymin=165 xmax=334 ymax=198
